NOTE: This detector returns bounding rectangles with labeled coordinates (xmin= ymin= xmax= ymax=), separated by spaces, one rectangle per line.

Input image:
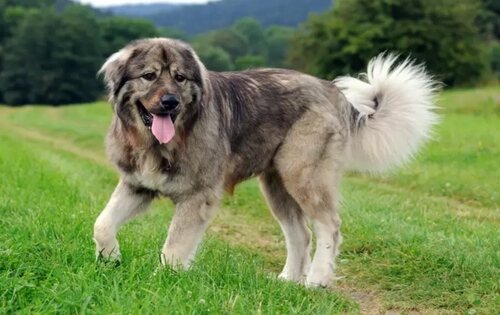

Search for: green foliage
xmin=0 ymin=6 xmax=104 ymax=105
xmin=289 ymin=0 xmax=491 ymax=86
xmin=192 ymin=44 xmax=234 ymax=71
xmin=0 ymin=6 xmax=295 ymax=100
xmin=0 ymin=2 xmax=161 ymax=105
xmin=233 ymin=18 xmax=268 ymax=57
xmin=0 ymin=0 xmax=494 ymax=104
xmin=159 ymin=26 xmax=188 ymax=41
xmin=0 ymin=0 xmax=54 ymax=8
xmin=265 ymin=26 xmax=295 ymax=67
xmin=143 ymin=0 xmax=333 ymax=35
xmin=99 ymin=16 xmax=160 ymax=57
xmin=235 ymin=55 xmax=267 ymax=70
xmin=479 ymin=0 xmax=500 ymax=39
xmin=192 ymin=18 xmax=294 ymax=71
xmin=491 ymin=43 xmax=500 ymax=76
xmin=209 ymin=29 xmax=249 ymax=60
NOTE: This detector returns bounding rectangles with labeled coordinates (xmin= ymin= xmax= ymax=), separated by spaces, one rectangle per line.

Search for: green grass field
xmin=0 ymin=86 xmax=498 ymax=314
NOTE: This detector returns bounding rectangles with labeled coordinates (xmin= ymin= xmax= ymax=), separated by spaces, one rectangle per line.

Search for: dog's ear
xmin=98 ymin=48 xmax=134 ymax=101
xmin=173 ymin=41 xmax=210 ymax=95
xmin=187 ymin=48 xmax=211 ymax=105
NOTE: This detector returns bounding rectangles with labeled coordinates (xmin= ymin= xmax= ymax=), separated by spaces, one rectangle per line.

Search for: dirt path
xmin=0 ymin=110 xmax=110 ymax=167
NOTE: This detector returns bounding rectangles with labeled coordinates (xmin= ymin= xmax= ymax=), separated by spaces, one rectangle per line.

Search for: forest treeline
xmin=140 ymin=0 xmax=332 ymax=35
xmin=0 ymin=0 xmax=498 ymax=106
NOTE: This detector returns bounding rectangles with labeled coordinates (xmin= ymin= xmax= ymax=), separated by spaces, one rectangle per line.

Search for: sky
xmin=78 ymin=0 xmax=211 ymax=7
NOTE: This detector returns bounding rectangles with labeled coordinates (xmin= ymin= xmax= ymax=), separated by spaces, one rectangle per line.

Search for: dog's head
xmin=99 ymin=38 xmax=208 ymax=144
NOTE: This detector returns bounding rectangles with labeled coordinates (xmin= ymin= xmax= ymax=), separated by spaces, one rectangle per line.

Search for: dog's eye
xmin=142 ymin=72 xmax=157 ymax=81
xmin=175 ymin=74 xmax=186 ymax=83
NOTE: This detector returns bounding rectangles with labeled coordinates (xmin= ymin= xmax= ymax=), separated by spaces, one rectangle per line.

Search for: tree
xmin=189 ymin=16 xmax=295 ymax=71
xmin=0 ymin=6 xmax=104 ymax=105
xmin=144 ymin=0 xmax=333 ymax=35
xmin=159 ymin=26 xmax=188 ymax=41
xmin=0 ymin=9 xmax=57 ymax=105
xmin=0 ymin=2 xmax=47 ymax=102
xmin=265 ymin=26 xmax=294 ymax=67
xmin=491 ymin=43 xmax=500 ymax=77
xmin=99 ymin=16 xmax=159 ymax=58
xmin=233 ymin=18 xmax=268 ymax=57
xmin=51 ymin=5 xmax=105 ymax=104
xmin=193 ymin=44 xmax=234 ymax=71
xmin=478 ymin=0 xmax=500 ymax=40
xmin=0 ymin=0 xmax=54 ymax=9
xmin=289 ymin=0 xmax=490 ymax=86
xmin=0 ymin=6 xmax=32 ymax=103
xmin=210 ymin=29 xmax=249 ymax=61
xmin=235 ymin=55 xmax=266 ymax=70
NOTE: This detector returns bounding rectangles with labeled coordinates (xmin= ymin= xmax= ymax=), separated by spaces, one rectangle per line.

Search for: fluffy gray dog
xmin=94 ymin=38 xmax=438 ymax=287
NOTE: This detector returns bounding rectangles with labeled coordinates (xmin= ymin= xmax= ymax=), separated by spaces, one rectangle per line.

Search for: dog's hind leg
xmin=285 ymin=170 xmax=343 ymax=288
xmin=93 ymin=180 xmax=154 ymax=262
xmin=282 ymin=169 xmax=343 ymax=288
xmin=259 ymin=169 xmax=311 ymax=283
xmin=160 ymin=189 xmax=222 ymax=269
xmin=275 ymin=111 xmax=347 ymax=287
xmin=305 ymin=200 xmax=342 ymax=288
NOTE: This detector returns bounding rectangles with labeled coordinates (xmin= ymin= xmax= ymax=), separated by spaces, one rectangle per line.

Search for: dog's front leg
xmin=161 ymin=191 xmax=220 ymax=269
xmin=93 ymin=180 xmax=154 ymax=261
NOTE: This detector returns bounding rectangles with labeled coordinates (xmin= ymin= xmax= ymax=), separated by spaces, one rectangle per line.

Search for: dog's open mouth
xmin=137 ymin=101 xmax=153 ymax=127
xmin=137 ymin=101 xmax=178 ymax=144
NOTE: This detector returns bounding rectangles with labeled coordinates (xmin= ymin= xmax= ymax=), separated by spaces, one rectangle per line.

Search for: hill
xmin=102 ymin=0 xmax=333 ymax=35
xmin=101 ymin=2 xmax=181 ymax=18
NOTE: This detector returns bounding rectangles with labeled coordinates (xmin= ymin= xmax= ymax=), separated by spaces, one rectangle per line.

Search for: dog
xmin=94 ymin=38 xmax=438 ymax=287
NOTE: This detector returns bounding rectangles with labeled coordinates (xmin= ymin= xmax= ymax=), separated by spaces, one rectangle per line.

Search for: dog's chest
xmin=124 ymin=152 xmax=192 ymax=197
xmin=135 ymin=169 xmax=167 ymax=192
xmin=128 ymin=154 xmax=167 ymax=189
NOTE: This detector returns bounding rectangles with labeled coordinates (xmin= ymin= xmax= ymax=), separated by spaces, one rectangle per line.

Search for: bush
xmin=289 ymin=0 xmax=490 ymax=86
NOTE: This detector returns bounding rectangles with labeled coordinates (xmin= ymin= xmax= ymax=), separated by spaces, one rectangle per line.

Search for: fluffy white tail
xmin=334 ymin=53 xmax=440 ymax=173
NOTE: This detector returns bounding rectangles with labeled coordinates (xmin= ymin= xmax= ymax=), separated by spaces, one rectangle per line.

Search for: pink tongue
xmin=151 ymin=114 xmax=175 ymax=144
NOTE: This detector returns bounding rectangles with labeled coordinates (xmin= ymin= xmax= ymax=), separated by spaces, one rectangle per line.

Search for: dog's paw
xmin=305 ymin=269 xmax=334 ymax=288
xmin=95 ymin=243 xmax=122 ymax=265
xmin=305 ymin=279 xmax=329 ymax=288
xmin=278 ymin=271 xmax=306 ymax=284
xmin=96 ymin=256 xmax=122 ymax=267
xmin=159 ymin=252 xmax=190 ymax=270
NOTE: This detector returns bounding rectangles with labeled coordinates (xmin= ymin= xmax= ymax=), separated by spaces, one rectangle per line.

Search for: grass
xmin=0 ymin=86 xmax=498 ymax=314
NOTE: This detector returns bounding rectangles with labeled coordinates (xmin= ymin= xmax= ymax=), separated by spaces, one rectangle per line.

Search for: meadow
xmin=0 ymin=86 xmax=498 ymax=314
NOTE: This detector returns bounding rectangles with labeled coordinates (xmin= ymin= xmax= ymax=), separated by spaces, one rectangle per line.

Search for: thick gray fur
xmin=93 ymin=38 xmax=438 ymax=287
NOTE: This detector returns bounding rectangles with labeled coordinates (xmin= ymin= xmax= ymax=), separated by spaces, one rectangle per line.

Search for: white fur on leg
xmin=306 ymin=219 xmax=342 ymax=288
xmin=161 ymin=192 xmax=220 ymax=269
xmin=277 ymin=219 xmax=311 ymax=283
xmin=160 ymin=227 xmax=203 ymax=269
xmin=94 ymin=235 xmax=121 ymax=262
xmin=94 ymin=180 xmax=152 ymax=261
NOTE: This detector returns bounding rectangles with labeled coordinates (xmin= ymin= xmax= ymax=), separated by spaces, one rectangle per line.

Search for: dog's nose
xmin=160 ymin=94 xmax=179 ymax=111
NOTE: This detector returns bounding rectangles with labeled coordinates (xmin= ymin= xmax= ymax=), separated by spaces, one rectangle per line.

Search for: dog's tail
xmin=334 ymin=53 xmax=440 ymax=173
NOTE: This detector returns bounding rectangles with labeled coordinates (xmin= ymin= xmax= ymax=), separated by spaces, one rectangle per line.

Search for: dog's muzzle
xmin=137 ymin=95 xmax=180 ymax=129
